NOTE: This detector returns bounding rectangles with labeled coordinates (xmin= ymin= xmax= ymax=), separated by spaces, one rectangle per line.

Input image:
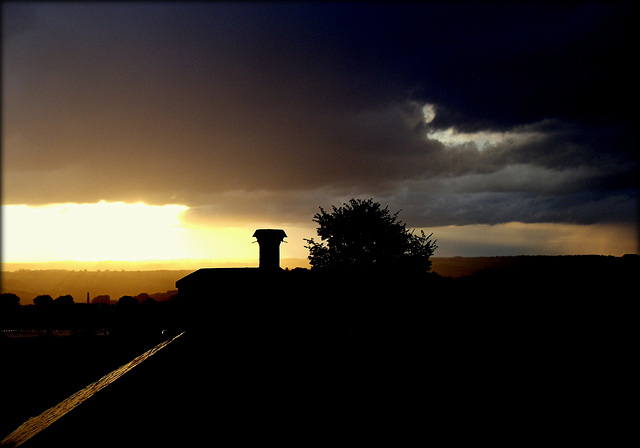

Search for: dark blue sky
xmin=3 ymin=2 xmax=637 ymax=244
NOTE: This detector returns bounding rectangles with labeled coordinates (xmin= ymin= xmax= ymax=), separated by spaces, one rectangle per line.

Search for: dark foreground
xmin=2 ymin=260 xmax=636 ymax=446
xmin=3 ymin=309 xmax=633 ymax=446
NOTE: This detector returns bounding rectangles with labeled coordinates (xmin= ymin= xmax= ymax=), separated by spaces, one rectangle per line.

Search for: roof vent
xmin=253 ymin=229 xmax=287 ymax=270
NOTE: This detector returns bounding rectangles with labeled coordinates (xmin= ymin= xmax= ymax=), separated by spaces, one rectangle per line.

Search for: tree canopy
xmin=305 ymin=199 xmax=437 ymax=273
xmin=34 ymin=295 xmax=54 ymax=307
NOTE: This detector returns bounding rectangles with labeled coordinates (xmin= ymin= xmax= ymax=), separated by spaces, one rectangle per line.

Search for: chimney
xmin=253 ymin=229 xmax=287 ymax=270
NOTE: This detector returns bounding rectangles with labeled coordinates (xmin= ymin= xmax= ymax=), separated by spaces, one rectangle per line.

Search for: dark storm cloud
xmin=2 ymin=2 xmax=35 ymax=38
xmin=3 ymin=2 xmax=637 ymax=228
xmin=407 ymin=3 xmax=638 ymax=133
xmin=384 ymin=188 xmax=639 ymax=228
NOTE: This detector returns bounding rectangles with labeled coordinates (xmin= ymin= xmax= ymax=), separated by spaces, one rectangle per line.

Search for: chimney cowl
xmin=253 ymin=229 xmax=287 ymax=270
xmin=252 ymin=229 xmax=287 ymax=241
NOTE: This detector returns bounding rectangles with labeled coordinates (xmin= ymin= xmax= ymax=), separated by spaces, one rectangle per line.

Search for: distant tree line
xmin=0 ymin=291 xmax=179 ymax=308
xmin=0 ymin=291 xmax=185 ymax=339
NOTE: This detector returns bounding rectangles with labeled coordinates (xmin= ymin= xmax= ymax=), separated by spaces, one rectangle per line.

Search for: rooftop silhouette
xmin=175 ymin=229 xmax=289 ymax=308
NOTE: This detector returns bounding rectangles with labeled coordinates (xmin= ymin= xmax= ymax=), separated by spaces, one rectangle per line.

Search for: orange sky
xmin=2 ymin=202 xmax=636 ymax=270
xmin=3 ymin=4 xmax=637 ymax=264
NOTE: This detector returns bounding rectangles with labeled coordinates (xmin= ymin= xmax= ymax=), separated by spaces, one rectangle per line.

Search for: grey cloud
xmin=2 ymin=3 xmax=36 ymax=40
xmin=180 ymin=189 xmax=341 ymax=228
xmin=411 ymin=164 xmax=601 ymax=196
xmin=177 ymin=164 xmax=638 ymax=230
xmin=3 ymin=3 xmax=636 ymax=231
xmin=381 ymin=189 xmax=638 ymax=228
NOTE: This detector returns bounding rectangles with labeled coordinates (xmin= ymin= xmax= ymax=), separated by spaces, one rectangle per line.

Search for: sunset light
xmin=2 ymin=202 xmax=190 ymax=262
xmin=1 ymin=202 xmax=314 ymax=267
xmin=2 ymin=3 xmax=637 ymax=265
xmin=2 ymin=4 xmax=637 ymax=446
xmin=3 ymin=202 xmax=634 ymax=267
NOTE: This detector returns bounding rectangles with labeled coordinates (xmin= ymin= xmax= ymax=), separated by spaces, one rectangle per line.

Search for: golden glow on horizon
xmin=2 ymin=202 xmax=194 ymax=262
xmin=1 ymin=202 xmax=310 ymax=265
xmin=2 ymin=202 xmax=635 ymax=266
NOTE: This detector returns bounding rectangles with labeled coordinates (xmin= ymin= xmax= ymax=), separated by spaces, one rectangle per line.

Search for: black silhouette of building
xmin=175 ymin=229 xmax=288 ymax=307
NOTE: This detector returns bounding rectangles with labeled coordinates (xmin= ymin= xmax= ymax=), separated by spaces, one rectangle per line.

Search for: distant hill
xmin=430 ymin=257 xmax=530 ymax=278
xmin=3 ymin=255 xmax=636 ymax=305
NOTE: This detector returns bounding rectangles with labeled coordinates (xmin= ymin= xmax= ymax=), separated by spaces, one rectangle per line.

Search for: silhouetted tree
xmin=0 ymin=293 xmax=21 ymax=312
xmin=54 ymin=294 xmax=75 ymax=307
xmin=33 ymin=294 xmax=54 ymax=308
xmin=117 ymin=295 xmax=138 ymax=308
xmin=304 ymin=198 xmax=437 ymax=273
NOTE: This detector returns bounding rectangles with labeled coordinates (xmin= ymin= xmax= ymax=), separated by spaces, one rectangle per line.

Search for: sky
xmin=2 ymin=2 xmax=638 ymax=267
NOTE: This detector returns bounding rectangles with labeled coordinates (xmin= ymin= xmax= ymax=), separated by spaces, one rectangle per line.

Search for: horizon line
xmin=3 ymin=254 xmax=638 ymax=272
